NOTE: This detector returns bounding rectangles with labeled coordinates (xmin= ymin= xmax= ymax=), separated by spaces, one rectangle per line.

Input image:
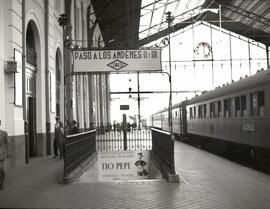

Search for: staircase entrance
xmin=62 ymin=48 xmax=178 ymax=183
xmin=94 ymin=125 xmax=157 ymax=182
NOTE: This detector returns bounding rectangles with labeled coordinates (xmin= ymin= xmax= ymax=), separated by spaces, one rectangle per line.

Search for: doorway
xmin=25 ymin=20 xmax=39 ymax=160
xmin=26 ymin=69 xmax=37 ymax=158
xmin=27 ymin=96 xmax=36 ymax=157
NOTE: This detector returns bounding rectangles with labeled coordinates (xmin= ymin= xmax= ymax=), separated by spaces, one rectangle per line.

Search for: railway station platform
xmin=1 ymin=140 xmax=270 ymax=209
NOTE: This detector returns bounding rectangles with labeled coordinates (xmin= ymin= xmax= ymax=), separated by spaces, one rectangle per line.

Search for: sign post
xmin=122 ymin=114 xmax=127 ymax=150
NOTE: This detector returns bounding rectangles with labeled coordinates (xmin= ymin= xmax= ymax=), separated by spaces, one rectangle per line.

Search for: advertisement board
xmin=98 ymin=150 xmax=150 ymax=181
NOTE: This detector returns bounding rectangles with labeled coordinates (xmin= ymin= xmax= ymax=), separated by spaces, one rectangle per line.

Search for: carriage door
xmin=26 ymin=69 xmax=37 ymax=157
xmin=179 ymin=106 xmax=183 ymax=135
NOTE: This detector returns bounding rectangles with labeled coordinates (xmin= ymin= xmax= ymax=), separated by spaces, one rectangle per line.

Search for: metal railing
xmin=96 ymin=127 xmax=152 ymax=151
xmin=151 ymin=128 xmax=175 ymax=175
xmin=64 ymin=130 xmax=96 ymax=176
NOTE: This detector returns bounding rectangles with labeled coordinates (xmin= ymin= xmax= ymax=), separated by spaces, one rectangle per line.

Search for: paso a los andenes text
xmin=74 ymin=50 xmax=153 ymax=60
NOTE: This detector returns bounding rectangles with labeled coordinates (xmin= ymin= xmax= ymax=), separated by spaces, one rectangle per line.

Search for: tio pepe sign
xmin=98 ymin=150 xmax=150 ymax=181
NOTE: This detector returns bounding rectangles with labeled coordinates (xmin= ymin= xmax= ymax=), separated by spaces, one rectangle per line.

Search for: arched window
xmin=56 ymin=52 xmax=61 ymax=83
xmin=26 ymin=24 xmax=37 ymax=66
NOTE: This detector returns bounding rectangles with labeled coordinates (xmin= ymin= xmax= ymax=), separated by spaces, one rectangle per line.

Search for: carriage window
xmin=210 ymin=102 xmax=215 ymax=118
xmin=218 ymin=101 xmax=221 ymax=117
xmin=224 ymin=98 xmax=231 ymax=117
xmin=250 ymin=91 xmax=264 ymax=116
xmin=189 ymin=107 xmax=193 ymax=119
xmin=224 ymin=100 xmax=227 ymax=116
xmin=241 ymin=95 xmax=247 ymax=116
xmin=213 ymin=101 xmax=220 ymax=118
xmin=174 ymin=111 xmax=178 ymax=121
xmin=193 ymin=106 xmax=196 ymax=118
xmin=250 ymin=93 xmax=258 ymax=116
xmin=203 ymin=104 xmax=207 ymax=118
xmin=258 ymin=91 xmax=265 ymax=107
xmin=229 ymin=98 xmax=233 ymax=117
xmin=198 ymin=105 xmax=202 ymax=118
xmin=235 ymin=97 xmax=240 ymax=117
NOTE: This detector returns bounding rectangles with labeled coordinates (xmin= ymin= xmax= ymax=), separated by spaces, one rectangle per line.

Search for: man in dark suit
xmin=0 ymin=120 xmax=9 ymax=189
xmin=53 ymin=116 xmax=60 ymax=158
xmin=55 ymin=121 xmax=66 ymax=159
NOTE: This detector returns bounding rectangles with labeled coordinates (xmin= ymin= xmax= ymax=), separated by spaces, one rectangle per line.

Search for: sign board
xmin=98 ymin=150 xmax=150 ymax=181
xmin=73 ymin=49 xmax=162 ymax=73
xmin=120 ymin=105 xmax=129 ymax=110
xmin=4 ymin=61 xmax=17 ymax=74
xmin=243 ymin=124 xmax=255 ymax=132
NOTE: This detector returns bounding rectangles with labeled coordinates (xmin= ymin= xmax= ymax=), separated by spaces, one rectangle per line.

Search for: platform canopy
xmin=91 ymin=0 xmax=270 ymax=48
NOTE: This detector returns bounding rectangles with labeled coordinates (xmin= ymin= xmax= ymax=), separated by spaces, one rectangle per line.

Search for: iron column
xmin=165 ymin=11 xmax=173 ymax=136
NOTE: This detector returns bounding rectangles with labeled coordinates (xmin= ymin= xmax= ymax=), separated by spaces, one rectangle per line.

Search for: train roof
xmin=187 ymin=69 xmax=270 ymax=105
xmin=152 ymin=108 xmax=168 ymax=115
xmin=152 ymin=100 xmax=188 ymax=115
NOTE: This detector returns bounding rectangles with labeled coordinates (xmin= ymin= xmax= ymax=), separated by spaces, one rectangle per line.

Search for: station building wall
xmin=0 ymin=0 xmax=111 ymax=171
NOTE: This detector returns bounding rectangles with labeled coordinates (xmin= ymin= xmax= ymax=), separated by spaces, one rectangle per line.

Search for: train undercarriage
xmin=175 ymin=134 xmax=270 ymax=174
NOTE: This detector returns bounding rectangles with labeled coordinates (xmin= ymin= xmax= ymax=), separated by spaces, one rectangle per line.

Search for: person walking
xmin=53 ymin=116 xmax=60 ymax=158
xmin=55 ymin=121 xmax=66 ymax=159
xmin=0 ymin=120 xmax=9 ymax=190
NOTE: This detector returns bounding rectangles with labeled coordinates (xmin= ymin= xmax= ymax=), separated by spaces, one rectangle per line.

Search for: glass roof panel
xmin=141 ymin=0 xmax=155 ymax=8
xmin=151 ymin=6 xmax=165 ymax=29
xmin=139 ymin=0 xmax=207 ymax=40
xmin=166 ymin=1 xmax=178 ymax=16
xmin=140 ymin=8 xmax=151 ymax=17
xmin=140 ymin=13 xmax=152 ymax=31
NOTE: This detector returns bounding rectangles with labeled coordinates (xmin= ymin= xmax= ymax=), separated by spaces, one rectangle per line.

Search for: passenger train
xmin=151 ymin=69 xmax=270 ymax=168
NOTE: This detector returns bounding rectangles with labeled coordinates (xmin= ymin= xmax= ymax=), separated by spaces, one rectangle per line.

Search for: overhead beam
xmin=110 ymin=90 xmax=206 ymax=94
xmin=206 ymin=0 xmax=270 ymax=28
xmin=138 ymin=10 xmax=270 ymax=47
xmin=138 ymin=11 xmax=210 ymax=46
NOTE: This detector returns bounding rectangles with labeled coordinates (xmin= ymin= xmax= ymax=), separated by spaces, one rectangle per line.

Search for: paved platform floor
xmin=1 ymin=141 xmax=270 ymax=209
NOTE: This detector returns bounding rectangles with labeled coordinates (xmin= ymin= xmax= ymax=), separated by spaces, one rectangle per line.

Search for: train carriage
xmin=151 ymin=101 xmax=187 ymax=137
xmin=186 ymin=69 xmax=270 ymax=150
xmin=151 ymin=69 xmax=270 ymax=169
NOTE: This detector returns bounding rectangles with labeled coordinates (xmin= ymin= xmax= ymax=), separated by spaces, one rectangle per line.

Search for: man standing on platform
xmin=53 ymin=116 xmax=60 ymax=158
xmin=0 ymin=120 xmax=9 ymax=190
xmin=55 ymin=121 xmax=66 ymax=159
